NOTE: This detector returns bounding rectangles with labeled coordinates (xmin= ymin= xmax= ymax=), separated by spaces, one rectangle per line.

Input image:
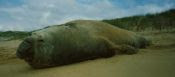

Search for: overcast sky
xmin=0 ymin=0 xmax=175 ymax=31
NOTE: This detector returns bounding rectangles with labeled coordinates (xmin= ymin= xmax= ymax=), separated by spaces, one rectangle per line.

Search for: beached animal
xmin=16 ymin=20 xmax=150 ymax=68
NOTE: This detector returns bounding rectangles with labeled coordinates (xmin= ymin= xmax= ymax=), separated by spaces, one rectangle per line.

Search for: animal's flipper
xmin=115 ymin=45 xmax=138 ymax=54
xmin=97 ymin=36 xmax=138 ymax=55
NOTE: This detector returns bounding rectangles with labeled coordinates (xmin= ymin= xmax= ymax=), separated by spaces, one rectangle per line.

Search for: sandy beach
xmin=0 ymin=32 xmax=175 ymax=77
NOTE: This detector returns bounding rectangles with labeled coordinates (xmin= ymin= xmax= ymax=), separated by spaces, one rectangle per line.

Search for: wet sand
xmin=0 ymin=32 xmax=175 ymax=77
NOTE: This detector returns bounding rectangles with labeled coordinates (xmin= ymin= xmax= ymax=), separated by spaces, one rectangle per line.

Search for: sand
xmin=0 ymin=32 xmax=175 ymax=77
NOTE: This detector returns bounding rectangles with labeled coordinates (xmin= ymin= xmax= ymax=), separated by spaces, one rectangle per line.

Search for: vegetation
xmin=0 ymin=9 xmax=175 ymax=40
xmin=103 ymin=9 xmax=175 ymax=31
xmin=0 ymin=31 xmax=31 ymax=40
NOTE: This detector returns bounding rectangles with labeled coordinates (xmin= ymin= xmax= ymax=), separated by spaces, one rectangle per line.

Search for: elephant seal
xmin=16 ymin=20 xmax=150 ymax=68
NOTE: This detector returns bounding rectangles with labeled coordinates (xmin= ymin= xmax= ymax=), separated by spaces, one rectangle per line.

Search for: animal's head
xmin=16 ymin=32 xmax=55 ymax=68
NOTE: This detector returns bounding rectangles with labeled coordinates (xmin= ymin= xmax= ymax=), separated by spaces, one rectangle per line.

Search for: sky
xmin=0 ymin=0 xmax=175 ymax=31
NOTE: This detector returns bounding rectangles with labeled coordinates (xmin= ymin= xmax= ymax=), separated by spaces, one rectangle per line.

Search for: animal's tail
xmin=138 ymin=36 xmax=152 ymax=48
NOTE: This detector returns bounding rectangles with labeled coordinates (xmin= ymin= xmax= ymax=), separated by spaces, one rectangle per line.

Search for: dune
xmin=0 ymin=32 xmax=175 ymax=77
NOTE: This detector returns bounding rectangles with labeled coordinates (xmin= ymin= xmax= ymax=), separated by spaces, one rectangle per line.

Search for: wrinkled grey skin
xmin=16 ymin=20 xmax=150 ymax=68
